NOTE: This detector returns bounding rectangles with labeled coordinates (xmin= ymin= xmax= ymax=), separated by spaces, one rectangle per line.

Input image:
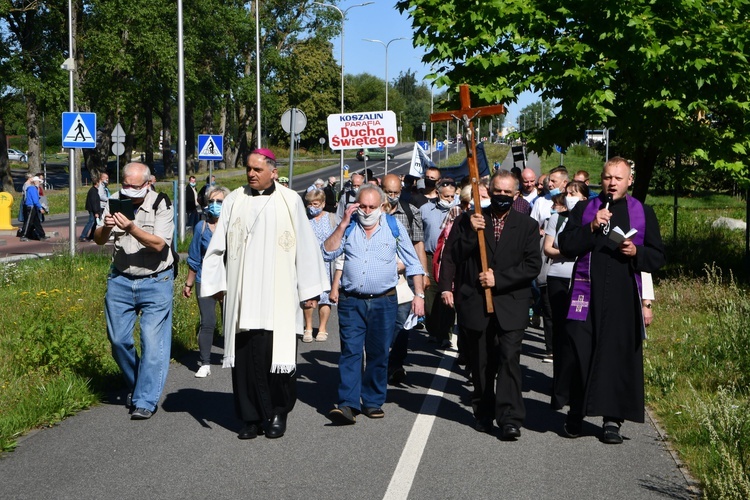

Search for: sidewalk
xmin=0 ymin=211 xmax=107 ymax=261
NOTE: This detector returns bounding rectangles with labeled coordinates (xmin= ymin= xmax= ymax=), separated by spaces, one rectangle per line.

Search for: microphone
xmin=600 ymin=194 xmax=613 ymax=228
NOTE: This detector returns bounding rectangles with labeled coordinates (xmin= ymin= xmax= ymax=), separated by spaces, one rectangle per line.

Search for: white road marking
xmin=383 ymin=337 xmax=458 ymax=500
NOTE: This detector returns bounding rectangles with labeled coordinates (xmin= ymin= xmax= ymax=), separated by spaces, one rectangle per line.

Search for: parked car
xmin=8 ymin=148 xmax=28 ymax=162
xmin=356 ymin=147 xmax=394 ymax=161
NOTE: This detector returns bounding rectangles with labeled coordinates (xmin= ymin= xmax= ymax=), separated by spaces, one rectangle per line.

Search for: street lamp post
xmin=315 ymin=1 xmax=373 ymax=184
xmin=363 ymin=37 xmax=406 ymax=174
xmin=421 ymin=122 xmax=426 ymax=142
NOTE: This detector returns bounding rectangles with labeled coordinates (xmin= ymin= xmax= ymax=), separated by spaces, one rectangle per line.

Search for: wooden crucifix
xmin=430 ymin=84 xmax=505 ymax=313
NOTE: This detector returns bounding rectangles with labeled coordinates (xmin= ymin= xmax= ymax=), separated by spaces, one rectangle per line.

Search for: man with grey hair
xmin=307 ymin=178 xmax=325 ymax=193
xmin=323 ymin=184 xmax=425 ymax=425
xmin=94 ymin=162 xmax=175 ymax=420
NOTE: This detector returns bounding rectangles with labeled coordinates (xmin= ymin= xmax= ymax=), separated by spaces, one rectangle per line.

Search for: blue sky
xmin=334 ymin=1 xmax=537 ymax=128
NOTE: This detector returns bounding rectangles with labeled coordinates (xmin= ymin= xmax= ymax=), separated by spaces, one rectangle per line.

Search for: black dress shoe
xmin=601 ymin=424 xmax=623 ymax=444
xmin=265 ymin=414 xmax=287 ymax=439
xmin=238 ymin=422 xmax=262 ymax=440
xmin=500 ymin=423 xmax=521 ymax=441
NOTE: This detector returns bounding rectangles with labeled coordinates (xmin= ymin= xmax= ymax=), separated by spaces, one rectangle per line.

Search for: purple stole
xmin=567 ymin=195 xmax=646 ymax=321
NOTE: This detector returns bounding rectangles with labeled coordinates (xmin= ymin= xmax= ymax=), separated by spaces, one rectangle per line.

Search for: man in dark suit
xmin=439 ymin=170 xmax=541 ymax=440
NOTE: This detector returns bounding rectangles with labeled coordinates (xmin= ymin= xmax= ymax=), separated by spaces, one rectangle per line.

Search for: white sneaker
xmin=195 ymin=365 xmax=211 ymax=378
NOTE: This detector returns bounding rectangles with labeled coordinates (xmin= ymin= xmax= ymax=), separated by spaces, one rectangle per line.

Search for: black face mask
xmin=490 ymin=194 xmax=514 ymax=213
xmin=423 ymin=178 xmax=437 ymax=191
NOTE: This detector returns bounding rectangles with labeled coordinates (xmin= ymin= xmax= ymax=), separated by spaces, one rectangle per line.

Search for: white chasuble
xmin=200 ymin=183 xmax=329 ymax=371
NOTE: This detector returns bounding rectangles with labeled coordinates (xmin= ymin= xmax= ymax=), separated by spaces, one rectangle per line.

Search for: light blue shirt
xmin=420 ymin=200 xmax=453 ymax=253
xmin=322 ymin=215 xmax=424 ymax=295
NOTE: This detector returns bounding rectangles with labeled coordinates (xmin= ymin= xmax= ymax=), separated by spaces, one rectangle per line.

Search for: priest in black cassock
xmin=557 ymin=157 xmax=665 ymax=444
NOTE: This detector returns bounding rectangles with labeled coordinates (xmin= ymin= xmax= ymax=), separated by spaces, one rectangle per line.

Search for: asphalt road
xmin=0 ymin=313 xmax=695 ymax=499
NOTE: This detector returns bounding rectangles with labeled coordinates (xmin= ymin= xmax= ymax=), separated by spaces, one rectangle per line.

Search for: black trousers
xmin=20 ymin=206 xmax=45 ymax=240
xmin=465 ymin=316 xmax=525 ymax=427
xmin=231 ymin=330 xmax=296 ymax=423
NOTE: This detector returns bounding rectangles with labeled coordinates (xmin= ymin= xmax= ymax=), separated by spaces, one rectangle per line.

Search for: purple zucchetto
xmin=251 ymin=148 xmax=276 ymax=162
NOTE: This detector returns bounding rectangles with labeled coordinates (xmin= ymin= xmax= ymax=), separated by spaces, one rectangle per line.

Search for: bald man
xmin=520 ymin=168 xmax=539 ymax=205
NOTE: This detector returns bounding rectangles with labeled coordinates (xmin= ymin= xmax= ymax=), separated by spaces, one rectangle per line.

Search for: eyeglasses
xmin=122 ymin=181 xmax=148 ymax=190
xmin=208 ymin=199 xmax=223 ymax=205
xmin=438 ymin=179 xmax=457 ymax=188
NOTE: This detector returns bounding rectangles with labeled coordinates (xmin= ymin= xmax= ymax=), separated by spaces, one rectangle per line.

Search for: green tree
xmin=519 ymin=100 xmax=554 ymax=133
xmin=1 ymin=1 xmax=68 ymax=183
xmin=397 ymin=0 xmax=750 ymax=199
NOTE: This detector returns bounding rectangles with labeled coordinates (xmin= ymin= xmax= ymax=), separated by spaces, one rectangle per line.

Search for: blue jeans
xmin=105 ymin=268 xmax=174 ymax=412
xmin=337 ymin=292 xmax=398 ymax=410
xmin=80 ymin=212 xmax=97 ymax=240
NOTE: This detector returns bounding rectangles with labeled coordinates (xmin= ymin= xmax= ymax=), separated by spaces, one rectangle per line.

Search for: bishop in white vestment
xmin=201 ymin=149 xmax=329 ymax=439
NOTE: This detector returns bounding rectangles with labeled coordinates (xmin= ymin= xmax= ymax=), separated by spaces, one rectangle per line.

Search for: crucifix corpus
xmin=430 ymin=84 xmax=505 ymax=313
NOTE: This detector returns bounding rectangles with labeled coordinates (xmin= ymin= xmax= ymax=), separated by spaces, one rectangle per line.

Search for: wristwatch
xmin=415 ymin=293 xmax=425 ymax=299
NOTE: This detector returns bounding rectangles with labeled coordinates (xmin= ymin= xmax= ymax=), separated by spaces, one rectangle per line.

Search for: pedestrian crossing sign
xmin=62 ymin=112 xmax=97 ymax=149
xmin=198 ymin=134 xmax=223 ymax=160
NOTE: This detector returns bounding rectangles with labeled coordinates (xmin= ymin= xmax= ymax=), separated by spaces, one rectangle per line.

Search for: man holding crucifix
xmin=441 ymin=171 xmax=541 ymax=440
xmin=432 ymin=86 xmax=540 ymax=440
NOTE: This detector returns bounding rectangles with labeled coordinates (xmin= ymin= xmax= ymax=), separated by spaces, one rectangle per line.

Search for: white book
xmin=609 ymin=226 xmax=638 ymax=245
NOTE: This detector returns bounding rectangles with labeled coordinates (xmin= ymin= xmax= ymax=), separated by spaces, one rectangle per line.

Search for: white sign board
xmin=326 ymin=110 xmax=398 ymax=150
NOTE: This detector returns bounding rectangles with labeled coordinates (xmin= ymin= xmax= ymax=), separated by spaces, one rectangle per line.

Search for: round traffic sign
xmin=111 ymin=143 xmax=125 ymax=156
xmin=281 ymin=108 xmax=307 ymax=134
xmin=319 ymin=137 xmax=326 ymax=145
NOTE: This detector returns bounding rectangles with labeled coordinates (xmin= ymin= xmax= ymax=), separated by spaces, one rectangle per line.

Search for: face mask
xmin=548 ymin=187 xmax=561 ymax=197
xmin=189 ymin=182 xmax=196 ymax=187
xmin=424 ymin=178 xmax=437 ymax=191
xmin=387 ymin=195 xmax=400 ymax=206
xmin=551 ymin=208 xmax=558 ymax=214
xmin=121 ymin=186 xmax=148 ymax=199
xmin=438 ymin=199 xmax=452 ymax=209
xmin=490 ymin=194 xmax=513 ymax=213
xmin=357 ymin=207 xmax=381 ymax=227
xmin=102 ymin=180 xmax=109 ymax=185
xmin=565 ymin=196 xmax=580 ymax=211
xmin=207 ymin=201 xmax=223 ymax=218
xmin=308 ymin=206 xmax=322 ymax=217
xmin=352 ymin=186 xmax=360 ymax=194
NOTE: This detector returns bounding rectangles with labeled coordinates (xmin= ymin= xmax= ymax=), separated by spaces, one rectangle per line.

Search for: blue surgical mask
xmin=549 ymin=187 xmax=561 ymax=197
xmin=308 ymin=206 xmax=323 ymax=217
xmin=207 ymin=201 xmax=222 ymax=218
xmin=189 ymin=181 xmax=196 ymax=187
